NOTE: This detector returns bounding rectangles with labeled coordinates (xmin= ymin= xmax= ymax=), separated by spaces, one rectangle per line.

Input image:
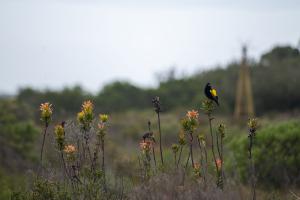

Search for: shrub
xmin=0 ymin=100 xmax=39 ymax=166
xmin=229 ymin=120 xmax=300 ymax=188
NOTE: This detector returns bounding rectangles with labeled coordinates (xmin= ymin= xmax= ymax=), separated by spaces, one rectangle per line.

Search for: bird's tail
xmin=214 ymin=99 xmax=219 ymax=106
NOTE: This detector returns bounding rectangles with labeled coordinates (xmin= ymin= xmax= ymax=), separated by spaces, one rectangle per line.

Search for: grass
xmin=2 ymin=99 xmax=300 ymax=199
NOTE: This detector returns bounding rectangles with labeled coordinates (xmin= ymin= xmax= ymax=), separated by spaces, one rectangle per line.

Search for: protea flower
xmin=40 ymin=102 xmax=53 ymax=126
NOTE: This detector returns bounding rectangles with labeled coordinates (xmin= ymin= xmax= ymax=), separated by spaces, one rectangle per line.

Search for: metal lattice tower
xmin=234 ymin=45 xmax=255 ymax=119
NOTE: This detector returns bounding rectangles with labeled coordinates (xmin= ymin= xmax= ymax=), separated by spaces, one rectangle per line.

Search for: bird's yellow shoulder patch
xmin=210 ymin=89 xmax=217 ymax=97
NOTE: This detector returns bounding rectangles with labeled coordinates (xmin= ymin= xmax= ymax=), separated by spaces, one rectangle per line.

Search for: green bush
xmin=229 ymin=120 xmax=300 ymax=188
xmin=0 ymin=168 xmax=27 ymax=200
xmin=0 ymin=100 xmax=39 ymax=160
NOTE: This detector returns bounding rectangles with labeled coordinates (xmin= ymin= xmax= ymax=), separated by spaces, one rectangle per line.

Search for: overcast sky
xmin=0 ymin=0 xmax=299 ymax=94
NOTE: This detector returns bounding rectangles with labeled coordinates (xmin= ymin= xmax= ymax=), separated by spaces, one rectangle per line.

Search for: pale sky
xmin=0 ymin=0 xmax=299 ymax=94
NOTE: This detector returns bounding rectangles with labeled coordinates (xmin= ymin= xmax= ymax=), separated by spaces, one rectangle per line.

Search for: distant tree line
xmin=15 ymin=45 xmax=300 ymax=117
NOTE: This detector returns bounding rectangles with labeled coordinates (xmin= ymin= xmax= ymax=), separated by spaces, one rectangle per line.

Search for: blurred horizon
xmin=1 ymin=0 xmax=300 ymax=94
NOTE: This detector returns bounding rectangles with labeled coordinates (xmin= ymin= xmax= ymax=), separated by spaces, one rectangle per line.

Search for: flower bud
xmin=40 ymin=102 xmax=53 ymax=126
xmin=248 ymin=118 xmax=259 ymax=134
xmin=171 ymin=144 xmax=179 ymax=154
xmin=218 ymin=124 xmax=226 ymax=138
xmin=99 ymin=114 xmax=108 ymax=123
xmin=54 ymin=124 xmax=65 ymax=150
xmin=201 ymin=99 xmax=215 ymax=114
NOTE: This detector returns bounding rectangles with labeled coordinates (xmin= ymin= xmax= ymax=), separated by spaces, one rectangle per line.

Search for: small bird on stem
xmin=142 ymin=131 xmax=156 ymax=143
xmin=204 ymin=83 xmax=219 ymax=106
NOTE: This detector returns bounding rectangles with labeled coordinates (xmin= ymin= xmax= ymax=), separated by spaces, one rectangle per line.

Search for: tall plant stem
xmin=152 ymin=147 xmax=157 ymax=167
xmin=216 ymin=133 xmax=221 ymax=160
xmin=60 ymin=154 xmax=76 ymax=199
xmin=86 ymin=141 xmax=92 ymax=164
xmin=185 ymin=151 xmax=190 ymax=169
xmin=40 ymin=124 xmax=48 ymax=164
xmin=203 ymin=140 xmax=208 ymax=176
xmin=216 ymin=133 xmax=224 ymax=189
xmin=220 ymin=137 xmax=224 ymax=179
xmin=138 ymin=157 xmax=143 ymax=181
xmin=249 ymin=135 xmax=256 ymax=200
xmin=76 ymin=138 xmax=82 ymax=169
xmin=157 ymin=112 xmax=164 ymax=165
xmin=177 ymin=146 xmax=183 ymax=168
xmin=148 ymin=121 xmax=157 ymax=168
xmin=216 ymin=134 xmax=222 ymax=172
xmin=101 ymin=137 xmax=107 ymax=191
xmin=60 ymin=151 xmax=71 ymax=180
xmin=92 ymin=137 xmax=101 ymax=178
xmin=84 ymin=130 xmax=92 ymax=164
xmin=181 ymin=150 xmax=190 ymax=187
xmin=189 ymin=132 xmax=194 ymax=167
xmin=208 ymin=114 xmax=218 ymax=178
xmin=197 ymin=138 xmax=206 ymax=183
xmin=82 ymin=138 xmax=86 ymax=161
xmin=197 ymin=138 xmax=204 ymax=166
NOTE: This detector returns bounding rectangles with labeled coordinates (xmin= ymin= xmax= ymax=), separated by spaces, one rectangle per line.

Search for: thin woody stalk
xmin=92 ymin=137 xmax=101 ymax=171
xmin=220 ymin=133 xmax=225 ymax=185
xmin=77 ymin=100 xmax=94 ymax=164
xmin=76 ymin=137 xmax=82 ymax=169
xmin=189 ymin=132 xmax=194 ymax=167
xmin=152 ymin=147 xmax=157 ymax=168
xmin=39 ymin=102 xmax=52 ymax=165
xmin=101 ymin=136 xmax=106 ymax=191
xmin=84 ymin=130 xmax=93 ymax=164
xmin=177 ymin=145 xmax=183 ymax=167
xmin=54 ymin=123 xmax=72 ymax=181
xmin=148 ymin=121 xmax=157 ymax=168
xmin=207 ymin=114 xmax=223 ymax=189
xmin=61 ymin=147 xmax=79 ymax=198
xmin=220 ymin=137 xmax=223 ymax=163
xmin=216 ymin=132 xmax=221 ymax=161
xmin=249 ymin=134 xmax=256 ymax=200
xmin=197 ymin=137 xmax=206 ymax=183
xmin=203 ymin=143 xmax=208 ymax=173
xmin=202 ymin=99 xmax=221 ymax=187
xmin=216 ymin=124 xmax=225 ymax=173
xmin=208 ymin=113 xmax=218 ymax=178
xmin=81 ymin=139 xmax=86 ymax=161
xmin=40 ymin=124 xmax=48 ymax=164
xmin=182 ymin=110 xmax=198 ymax=168
xmin=60 ymin=151 xmax=71 ymax=180
xmin=216 ymin=132 xmax=223 ymax=189
xmin=177 ymin=132 xmax=186 ymax=168
xmin=157 ymin=112 xmax=164 ymax=165
xmin=197 ymin=138 xmax=204 ymax=166
xmin=64 ymin=145 xmax=81 ymax=195
xmin=152 ymin=97 xmax=164 ymax=165
xmin=180 ymin=150 xmax=190 ymax=186
xmin=185 ymin=151 xmax=191 ymax=169
xmin=248 ymin=118 xmax=258 ymax=200
xmin=171 ymin=144 xmax=179 ymax=169
xmin=138 ymin=157 xmax=143 ymax=180
xmin=97 ymin=114 xmax=109 ymax=191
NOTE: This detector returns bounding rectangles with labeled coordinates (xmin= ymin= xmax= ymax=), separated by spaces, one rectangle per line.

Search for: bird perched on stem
xmin=204 ymin=83 xmax=219 ymax=106
xmin=142 ymin=131 xmax=156 ymax=143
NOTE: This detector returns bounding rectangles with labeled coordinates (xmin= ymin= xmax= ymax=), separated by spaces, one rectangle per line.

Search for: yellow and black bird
xmin=204 ymin=83 xmax=219 ymax=106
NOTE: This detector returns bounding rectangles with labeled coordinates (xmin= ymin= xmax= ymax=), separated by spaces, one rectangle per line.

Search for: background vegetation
xmin=15 ymin=45 xmax=300 ymax=116
xmin=0 ymin=45 xmax=300 ymax=199
xmin=229 ymin=120 xmax=300 ymax=188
